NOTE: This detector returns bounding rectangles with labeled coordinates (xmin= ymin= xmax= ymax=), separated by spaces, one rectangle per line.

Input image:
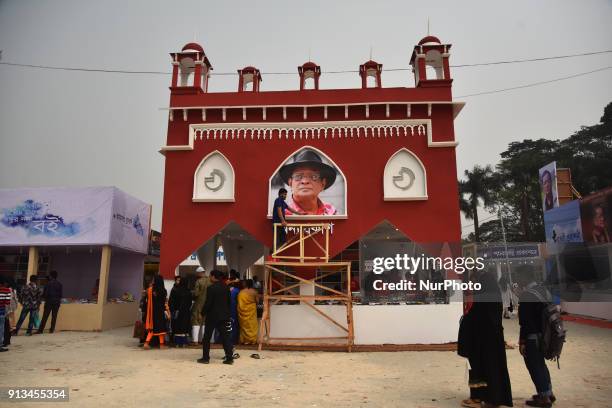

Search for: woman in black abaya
xmin=170 ymin=277 xmax=192 ymax=347
xmin=464 ymin=269 xmax=513 ymax=407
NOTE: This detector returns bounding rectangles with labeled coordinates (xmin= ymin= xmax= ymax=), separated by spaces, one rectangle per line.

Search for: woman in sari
xmin=143 ymin=275 xmax=168 ymax=350
xmin=237 ymin=279 xmax=259 ymax=344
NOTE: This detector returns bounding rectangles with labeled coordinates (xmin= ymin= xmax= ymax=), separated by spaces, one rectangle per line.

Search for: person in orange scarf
xmin=237 ymin=279 xmax=259 ymax=345
xmin=143 ymin=275 xmax=168 ymax=349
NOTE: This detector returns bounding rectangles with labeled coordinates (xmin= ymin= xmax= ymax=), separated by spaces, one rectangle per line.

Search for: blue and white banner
xmin=477 ymin=244 xmax=540 ymax=260
xmin=544 ymin=200 xmax=583 ymax=253
xmin=109 ymin=188 xmax=151 ymax=254
xmin=0 ymin=187 xmax=150 ymax=253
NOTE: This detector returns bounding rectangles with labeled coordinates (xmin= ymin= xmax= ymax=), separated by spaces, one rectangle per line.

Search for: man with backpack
xmin=517 ymin=267 xmax=563 ymax=408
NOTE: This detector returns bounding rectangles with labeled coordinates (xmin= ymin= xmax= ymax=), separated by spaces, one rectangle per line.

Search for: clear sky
xmin=1 ymin=0 xmax=611 ymax=233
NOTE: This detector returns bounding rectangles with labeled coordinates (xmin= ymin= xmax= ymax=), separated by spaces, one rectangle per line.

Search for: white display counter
xmin=270 ymin=303 xmax=462 ymax=345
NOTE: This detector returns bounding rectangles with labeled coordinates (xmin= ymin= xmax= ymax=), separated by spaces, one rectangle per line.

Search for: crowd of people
xmin=138 ymin=267 xmax=261 ymax=366
xmin=458 ymin=267 xmax=559 ymax=408
xmin=0 ymin=270 xmax=63 ymax=352
xmin=0 ymin=258 xmax=561 ymax=407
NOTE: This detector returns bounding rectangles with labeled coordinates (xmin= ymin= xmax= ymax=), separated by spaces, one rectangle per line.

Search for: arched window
xmin=383 ymin=148 xmax=427 ymax=200
xmin=303 ymin=76 xmax=315 ymax=90
xmin=179 ymin=57 xmax=195 ymax=87
xmin=193 ymin=151 xmax=235 ymax=202
xmin=424 ymin=50 xmax=444 ymax=80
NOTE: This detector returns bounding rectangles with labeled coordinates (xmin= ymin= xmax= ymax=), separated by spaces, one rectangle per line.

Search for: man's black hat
xmin=279 ymin=149 xmax=337 ymax=189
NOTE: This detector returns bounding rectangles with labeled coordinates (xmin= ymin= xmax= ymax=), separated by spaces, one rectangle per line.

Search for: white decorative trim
xmin=162 ymin=145 xmax=192 ymax=152
xmin=407 ymin=104 xmax=411 ymax=117
xmin=283 ymin=107 xmax=287 ymax=120
xmin=365 ymin=105 xmax=370 ymax=118
xmin=242 ymin=107 xmax=246 ymax=121
xmin=324 ymin=106 xmax=328 ymax=119
xmin=427 ymin=104 xmax=432 ymax=117
xmin=344 ymin=105 xmax=348 ymax=119
xmin=169 ymin=110 xmax=174 ymax=122
xmin=384 ymin=196 xmax=428 ymax=201
xmin=386 ymin=104 xmax=390 ymax=118
xmin=222 ymin=108 xmax=226 ymax=121
xmin=303 ymin=106 xmax=307 ymax=120
xmin=183 ymin=109 xmax=188 ymax=121
xmin=161 ymin=119 xmax=459 ymax=151
xmin=193 ymin=198 xmax=236 ymax=203
xmin=267 ymin=214 xmax=348 ymax=220
xmin=202 ymin=109 xmax=206 ymax=121
xmin=263 ymin=107 xmax=267 ymax=120
xmin=166 ymin=102 xmax=465 ymax=119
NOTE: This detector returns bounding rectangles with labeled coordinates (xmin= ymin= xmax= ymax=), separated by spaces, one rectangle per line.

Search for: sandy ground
xmin=1 ymin=318 xmax=611 ymax=408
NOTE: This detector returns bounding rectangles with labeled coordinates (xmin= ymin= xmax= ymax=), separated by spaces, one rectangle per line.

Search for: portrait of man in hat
xmin=273 ymin=148 xmax=343 ymax=216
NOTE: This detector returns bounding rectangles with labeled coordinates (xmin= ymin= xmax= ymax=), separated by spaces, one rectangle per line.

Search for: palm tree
xmin=459 ymin=165 xmax=495 ymax=242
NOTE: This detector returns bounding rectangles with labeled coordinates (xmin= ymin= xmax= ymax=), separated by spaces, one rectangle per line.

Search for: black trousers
xmin=3 ymin=317 xmax=10 ymax=346
xmin=202 ymin=319 xmax=233 ymax=361
xmin=274 ymin=224 xmax=286 ymax=249
xmin=39 ymin=303 xmax=60 ymax=333
xmin=524 ymin=337 xmax=553 ymax=396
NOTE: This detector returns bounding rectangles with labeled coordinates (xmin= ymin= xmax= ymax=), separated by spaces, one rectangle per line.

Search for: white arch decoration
xmin=267 ymin=145 xmax=348 ymax=219
xmin=383 ymin=148 xmax=428 ymax=201
xmin=425 ymin=50 xmax=444 ymax=80
xmin=193 ymin=150 xmax=235 ymax=202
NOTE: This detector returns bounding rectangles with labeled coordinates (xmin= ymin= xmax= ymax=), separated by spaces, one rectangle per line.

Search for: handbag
xmin=133 ymin=320 xmax=144 ymax=338
xmin=457 ymin=313 xmax=473 ymax=358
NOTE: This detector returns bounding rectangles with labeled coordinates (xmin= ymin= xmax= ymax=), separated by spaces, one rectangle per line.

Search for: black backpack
xmin=527 ymin=286 xmax=567 ymax=368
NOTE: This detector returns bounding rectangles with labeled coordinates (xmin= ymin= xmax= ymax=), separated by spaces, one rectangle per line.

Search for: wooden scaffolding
xmin=258 ymin=222 xmax=354 ymax=351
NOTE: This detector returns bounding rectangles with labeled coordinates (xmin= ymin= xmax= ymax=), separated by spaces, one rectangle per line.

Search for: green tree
xmin=556 ymin=102 xmax=612 ymax=195
xmin=493 ymin=102 xmax=612 ymax=241
xmin=495 ymin=139 xmax=559 ymax=241
xmin=464 ymin=213 xmax=522 ymax=243
xmin=459 ymin=165 xmax=495 ymax=242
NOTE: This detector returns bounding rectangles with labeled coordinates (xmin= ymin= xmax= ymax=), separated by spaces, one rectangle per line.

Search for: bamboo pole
xmin=272 ymin=270 xmax=338 ymax=295
xmin=311 ymin=236 xmax=326 ymax=256
xmin=266 ymin=265 xmax=272 ymax=345
xmin=269 ymin=336 xmax=348 ymax=341
xmin=346 ymin=264 xmax=354 ymax=352
xmin=325 ymin=225 xmax=330 ymax=262
xmin=267 ymin=265 xmax=345 ymax=297
xmin=273 ymin=230 xmax=301 ymax=256
xmin=97 ymin=246 xmax=112 ymax=306
xmin=266 ymin=261 xmax=350 ymax=268
xmin=265 ymin=342 xmax=349 ymax=348
xmin=257 ymin=265 xmax=270 ymax=351
xmin=26 ymin=246 xmax=39 ymax=282
xmin=262 ymin=222 xmax=354 ymax=350
xmin=299 ymin=225 xmax=304 ymax=261
xmin=300 ymin=300 xmax=349 ymax=333
xmin=268 ymin=295 xmax=348 ymax=300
